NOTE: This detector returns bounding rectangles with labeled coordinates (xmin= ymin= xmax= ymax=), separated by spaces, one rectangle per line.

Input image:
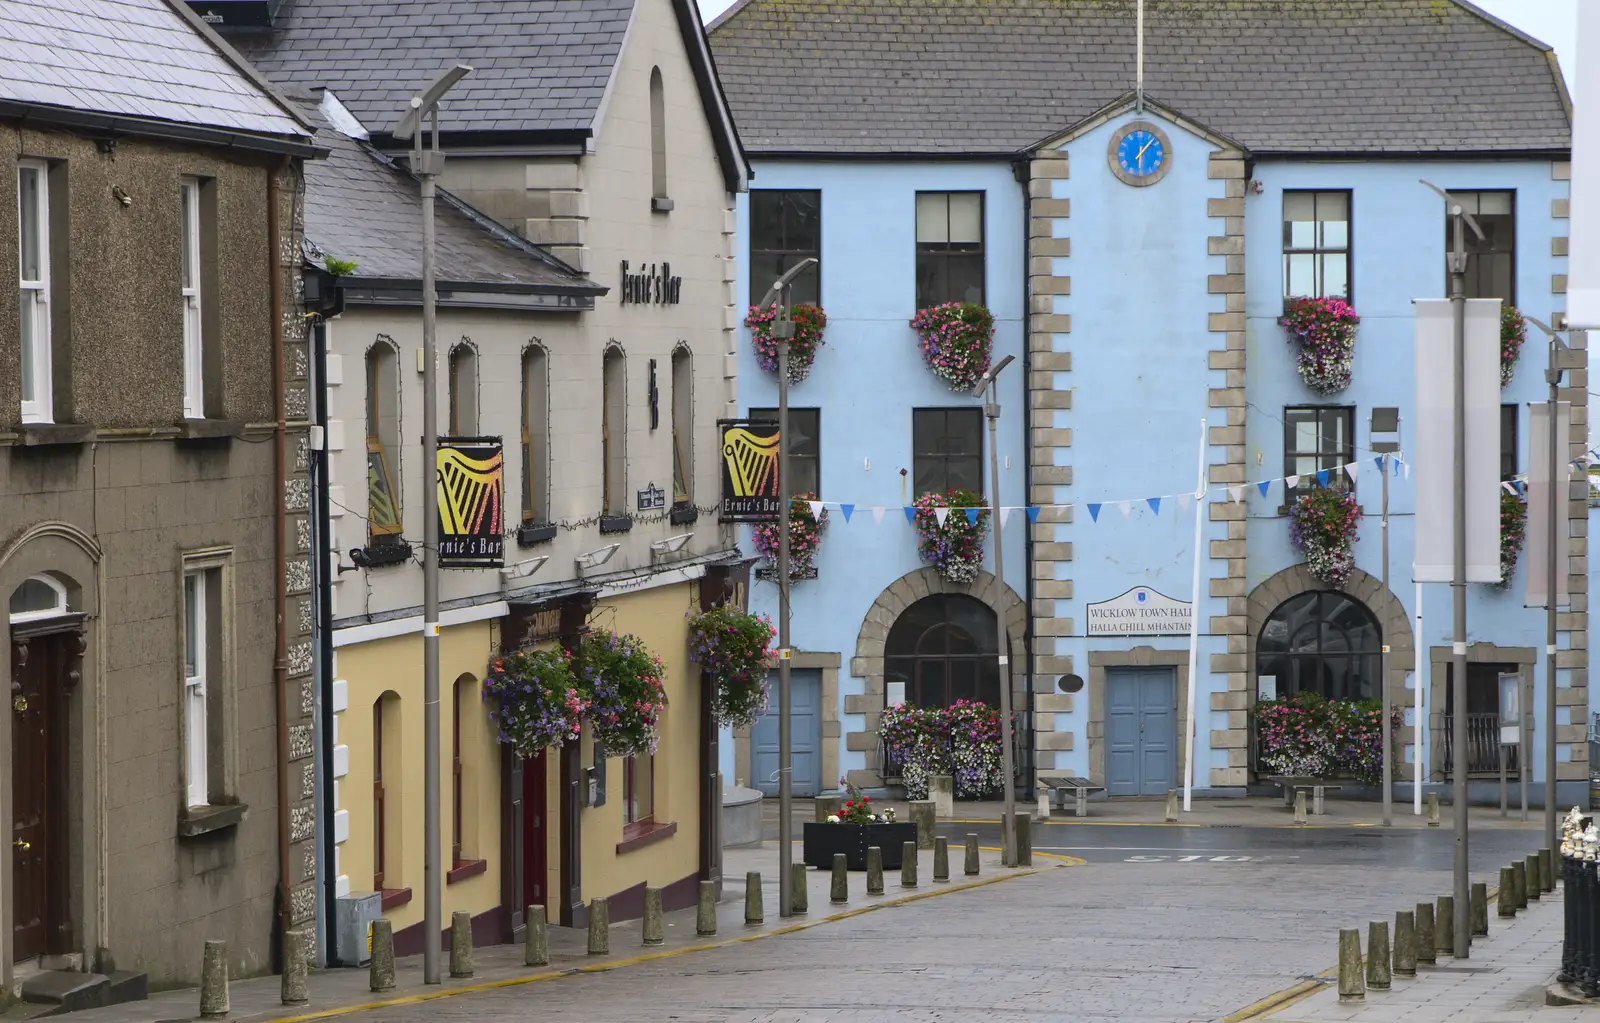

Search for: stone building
xmin=710 ymin=0 xmax=1588 ymax=806
xmin=0 ymin=0 xmax=318 ymax=1000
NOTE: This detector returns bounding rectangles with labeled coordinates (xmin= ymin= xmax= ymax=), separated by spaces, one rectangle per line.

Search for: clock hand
xmin=1135 ymin=138 xmax=1155 ymax=165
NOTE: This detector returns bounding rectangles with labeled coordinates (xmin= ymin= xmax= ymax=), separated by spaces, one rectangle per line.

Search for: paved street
xmin=346 ymin=822 xmax=1558 ymax=1023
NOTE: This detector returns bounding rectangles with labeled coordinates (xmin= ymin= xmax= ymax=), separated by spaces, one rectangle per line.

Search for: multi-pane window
xmin=623 ymin=754 xmax=654 ymax=826
xmin=181 ymin=178 xmax=204 ymax=418
xmin=671 ymin=347 xmax=693 ymax=504
xmin=912 ymin=408 xmax=983 ymax=496
xmin=183 ymin=569 xmax=210 ymax=807
xmin=452 ymin=677 xmax=465 ymax=864
xmin=748 ymin=407 xmax=819 ymax=497
xmin=449 ymin=342 xmax=478 ymax=435
xmin=1450 ymin=191 xmax=1516 ymax=304
xmin=749 ymin=190 xmax=820 ymax=306
xmin=602 ymin=347 xmax=626 ymax=515
xmin=1501 ymin=404 xmax=1518 ymax=483
xmin=181 ymin=555 xmax=228 ymax=810
xmin=521 ymin=346 xmax=549 ymax=524
xmin=373 ymin=696 xmax=389 ymax=890
xmin=915 ymin=192 xmax=985 ymax=308
xmin=1283 ymin=191 xmax=1351 ymax=303
xmin=18 ymin=160 xmax=52 ymax=423
xmin=1284 ymin=406 xmax=1355 ymax=503
xmin=366 ymin=341 xmax=403 ymax=541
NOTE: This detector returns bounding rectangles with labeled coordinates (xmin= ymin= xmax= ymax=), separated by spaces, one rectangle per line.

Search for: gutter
xmin=0 ymin=100 xmax=323 ymax=159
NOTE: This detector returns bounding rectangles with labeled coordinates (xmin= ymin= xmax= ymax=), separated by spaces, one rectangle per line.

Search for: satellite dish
xmin=1058 ymin=673 xmax=1085 ymax=694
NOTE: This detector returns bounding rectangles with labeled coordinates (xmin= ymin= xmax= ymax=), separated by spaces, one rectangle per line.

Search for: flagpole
xmin=1182 ymin=417 xmax=1206 ymax=812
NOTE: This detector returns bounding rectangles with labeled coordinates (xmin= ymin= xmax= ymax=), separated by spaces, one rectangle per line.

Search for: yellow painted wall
xmin=335 ymin=620 xmax=503 ymax=932
xmin=577 ymin=580 xmax=703 ymax=902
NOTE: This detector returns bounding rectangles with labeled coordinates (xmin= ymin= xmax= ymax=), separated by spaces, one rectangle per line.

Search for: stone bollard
xmin=525 ymin=905 xmax=549 ymax=965
xmin=586 ymin=899 xmax=609 ymax=956
xmin=745 ymin=872 xmax=763 ymax=925
xmin=910 ymin=800 xmax=936 ymax=850
xmin=451 ymin=911 xmax=474 ymax=977
xmin=1499 ymin=866 xmax=1517 ymax=917
xmin=790 ymin=863 xmax=808 ymax=915
xmin=643 ymin=888 xmax=664 ymax=946
xmin=1527 ymin=854 xmax=1543 ymax=901
xmin=901 ymin=841 xmax=918 ymax=888
xmin=1415 ymin=902 xmax=1437 ymax=965
xmin=1293 ymin=789 xmax=1308 ymax=826
xmin=1015 ymin=813 xmax=1033 ymax=867
xmin=1435 ymin=896 xmax=1454 ymax=957
xmin=696 ymin=881 xmax=717 ymax=936
xmin=1392 ymin=909 xmax=1417 ymax=978
xmin=866 ymin=846 xmax=884 ymax=895
xmin=199 ymin=939 xmax=229 ymax=1019
xmin=934 ymin=836 xmax=950 ymax=881
xmin=932 ymin=774 xmax=954 ymax=819
xmin=281 ymin=929 xmax=309 ymax=1006
xmin=1366 ymin=920 xmax=1391 ymax=991
xmin=1164 ymin=790 xmax=1179 ymax=823
xmin=964 ymin=833 xmax=980 ymax=876
xmin=1470 ymin=882 xmax=1488 ymax=937
xmin=1513 ymin=860 xmax=1529 ymax=909
xmin=831 ymin=853 xmax=849 ymax=904
xmin=1427 ymin=792 xmax=1441 ymax=827
xmin=1338 ymin=928 xmax=1365 ymax=1001
xmin=370 ymin=919 xmax=396 ymax=991
xmin=1540 ymin=848 xmax=1555 ymax=893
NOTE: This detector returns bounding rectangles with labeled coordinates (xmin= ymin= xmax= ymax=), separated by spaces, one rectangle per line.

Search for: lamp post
xmin=391 ymin=64 xmax=472 ymax=986
xmin=756 ymin=257 xmax=817 ymax=918
xmin=1370 ymin=407 xmax=1401 ymax=829
xmin=972 ymin=354 xmax=1017 ymax=863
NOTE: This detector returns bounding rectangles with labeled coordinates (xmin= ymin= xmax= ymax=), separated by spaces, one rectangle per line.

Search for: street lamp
xmin=391 ymin=63 xmax=472 ymax=987
xmin=755 ymin=256 xmax=817 ymax=918
xmin=971 ymin=354 xmax=1017 ymax=863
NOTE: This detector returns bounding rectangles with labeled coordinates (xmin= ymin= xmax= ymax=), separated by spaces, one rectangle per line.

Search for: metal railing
xmin=1440 ymin=713 xmax=1518 ymax=777
xmin=1562 ymin=817 xmax=1595 ymax=994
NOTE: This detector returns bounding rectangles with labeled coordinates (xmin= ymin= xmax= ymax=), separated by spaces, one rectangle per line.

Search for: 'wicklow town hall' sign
xmin=620 ymin=260 xmax=682 ymax=305
xmin=1085 ymin=587 xmax=1192 ymax=637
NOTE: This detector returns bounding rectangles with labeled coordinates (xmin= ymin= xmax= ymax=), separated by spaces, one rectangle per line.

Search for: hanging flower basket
xmin=911 ymin=489 xmax=989 ymax=585
xmin=579 ymin=629 xmax=667 ymax=758
xmin=1255 ymin=692 xmax=1401 ymax=785
xmin=482 ymin=648 xmax=586 ymax=758
xmin=687 ymin=604 xmax=776 ymax=728
xmin=752 ymin=491 xmax=828 ymax=579
xmin=945 ymin=699 xmax=1004 ymax=799
xmin=1496 ymin=488 xmax=1527 ymax=590
xmin=878 ymin=703 xmax=949 ymax=799
xmin=1288 ymin=486 xmax=1361 ymax=587
xmin=1501 ymin=306 xmax=1527 ymax=388
xmin=1280 ymin=297 xmax=1360 ymax=395
xmin=910 ymin=302 xmax=995 ymax=392
xmin=745 ymin=304 xmax=827 ymax=385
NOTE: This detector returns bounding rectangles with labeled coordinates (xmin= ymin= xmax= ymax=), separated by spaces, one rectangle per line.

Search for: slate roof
xmin=300 ymin=95 xmax=601 ymax=294
xmin=706 ymin=0 xmax=1572 ymax=156
xmin=0 ymin=0 xmax=309 ymax=143
xmin=234 ymin=0 xmax=635 ymax=136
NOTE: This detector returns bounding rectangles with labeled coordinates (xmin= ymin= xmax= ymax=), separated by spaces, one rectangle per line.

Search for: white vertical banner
xmin=1569 ymin=0 xmax=1600 ymax=328
xmin=1524 ymin=400 xmax=1572 ymax=608
xmin=1412 ymin=299 xmax=1502 ymax=583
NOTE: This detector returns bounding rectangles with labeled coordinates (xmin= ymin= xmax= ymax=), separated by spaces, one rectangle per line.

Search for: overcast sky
xmin=696 ymin=0 xmax=1580 ymax=91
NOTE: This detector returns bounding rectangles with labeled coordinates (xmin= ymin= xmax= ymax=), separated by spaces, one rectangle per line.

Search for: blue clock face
xmin=1116 ymin=129 xmax=1165 ymax=179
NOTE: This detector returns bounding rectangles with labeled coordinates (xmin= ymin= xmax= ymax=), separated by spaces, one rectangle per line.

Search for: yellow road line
xmin=268 ymin=867 xmax=1044 ymax=1023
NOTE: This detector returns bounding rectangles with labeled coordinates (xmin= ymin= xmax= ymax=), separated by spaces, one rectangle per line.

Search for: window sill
xmin=517 ymin=522 xmax=557 ymax=547
xmin=352 ymin=541 xmax=411 ymax=568
xmin=380 ymin=887 xmax=413 ymax=911
xmin=15 ymin=423 xmax=94 ymax=447
xmin=616 ymin=819 xmax=677 ymax=855
xmin=599 ymin=514 xmax=634 ymax=535
xmin=669 ymin=502 xmax=698 ymax=526
xmin=447 ymin=858 xmax=488 ymax=885
xmin=177 ymin=802 xmax=247 ymax=839
xmin=175 ymin=419 xmax=245 ymax=442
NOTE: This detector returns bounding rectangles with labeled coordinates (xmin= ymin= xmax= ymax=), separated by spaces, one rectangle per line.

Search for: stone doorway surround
xmin=1243 ymin=564 xmax=1415 ymax=787
xmin=731 ymin=650 xmax=840 ymax=793
xmin=1085 ymin=649 xmax=1191 ymax=791
xmin=846 ymin=567 xmax=1026 ymax=790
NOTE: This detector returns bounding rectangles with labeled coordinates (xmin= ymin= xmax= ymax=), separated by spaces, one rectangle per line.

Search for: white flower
xmin=827 ymin=814 xmax=840 ymax=823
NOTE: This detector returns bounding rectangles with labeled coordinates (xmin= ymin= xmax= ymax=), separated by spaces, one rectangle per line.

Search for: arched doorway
xmin=1254 ymin=590 xmax=1382 ymax=703
xmin=884 ymin=594 xmax=1000 ymax=708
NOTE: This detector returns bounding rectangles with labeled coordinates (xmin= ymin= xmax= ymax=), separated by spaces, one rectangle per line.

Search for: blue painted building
xmin=710 ymin=0 xmax=1586 ymax=805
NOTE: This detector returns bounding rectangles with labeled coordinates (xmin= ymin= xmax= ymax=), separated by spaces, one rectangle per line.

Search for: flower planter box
xmin=801 ymin=821 xmax=917 ymax=871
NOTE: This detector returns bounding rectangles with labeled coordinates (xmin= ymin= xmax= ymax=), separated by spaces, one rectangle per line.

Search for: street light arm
xmin=757 ymin=257 xmax=818 ymax=312
xmin=1420 ymin=179 xmax=1486 ymax=243
xmin=970 ymin=353 xmax=1016 ymax=397
xmin=391 ymin=64 xmax=474 ymax=140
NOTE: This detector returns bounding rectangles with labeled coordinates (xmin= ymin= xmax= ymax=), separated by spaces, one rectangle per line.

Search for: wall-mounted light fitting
xmin=575 ymin=543 xmax=621 ymax=573
xmin=650 ymin=533 xmax=694 ymax=562
xmin=500 ymin=555 xmax=549 ymax=581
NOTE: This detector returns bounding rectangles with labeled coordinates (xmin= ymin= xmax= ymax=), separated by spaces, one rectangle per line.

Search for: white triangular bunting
xmin=1344 ymin=461 xmax=1360 ymax=482
xmin=1227 ymin=486 xmax=1243 ymax=504
xmin=808 ymin=501 xmax=824 ymax=519
xmin=1178 ymin=492 xmax=1192 ymax=512
xmin=1118 ymin=501 xmax=1133 ymax=518
xmin=934 ymin=507 xmax=950 ymax=526
xmin=871 ymin=506 xmax=886 ymax=525
xmin=1402 ymin=462 xmax=1411 ymax=479
xmin=999 ymin=507 xmax=1014 ymax=527
xmin=1285 ymin=475 xmax=1300 ymax=490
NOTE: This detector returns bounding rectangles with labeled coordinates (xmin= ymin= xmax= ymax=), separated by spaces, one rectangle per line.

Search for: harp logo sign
xmin=436 ymin=438 xmax=505 ymax=568
xmin=718 ymin=419 xmax=781 ymax=522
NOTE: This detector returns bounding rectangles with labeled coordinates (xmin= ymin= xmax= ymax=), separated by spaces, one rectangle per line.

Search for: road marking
xmin=1123 ymin=854 xmax=1278 ymax=863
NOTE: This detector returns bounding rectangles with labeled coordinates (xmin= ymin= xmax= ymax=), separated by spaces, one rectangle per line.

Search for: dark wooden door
xmin=12 ymin=634 xmax=63 ymax=962
xmin=522 ymin=750 xmax=547 ymax=908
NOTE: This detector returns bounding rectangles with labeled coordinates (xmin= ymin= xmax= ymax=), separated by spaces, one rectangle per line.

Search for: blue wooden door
xmin=1104 ymin=668 xmax=1177 ymax=796
xmin=752 ymin=669 xmax=821 ymax=797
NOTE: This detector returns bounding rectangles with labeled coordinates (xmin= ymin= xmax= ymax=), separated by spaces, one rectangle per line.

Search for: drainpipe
xmin=312 ymin=291 xmax=342 ymax=962
xmin=1013 ymin=153 xmax=1036 ymax=800
xmin=269 ymin=156 xmax=293 ymax=964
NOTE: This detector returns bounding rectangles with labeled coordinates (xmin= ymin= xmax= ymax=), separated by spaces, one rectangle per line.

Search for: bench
xmin=1265 ymin=776 xmax=1343 ymax=815
xmin=1039 ymin=775 xmax=1105 ymax=818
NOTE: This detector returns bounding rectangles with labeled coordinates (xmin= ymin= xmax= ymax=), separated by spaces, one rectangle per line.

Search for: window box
xmin=756 ymin=565 xmax=818 ymax=582
xmin=177 ymin=802 xmax=247 ymax=839
xmin=599 ymin=514 xmax=633 ymax=535
xmin=175 ymin=419 xmax=244 ymax=442
xmin=801 ymin=821 xmax=917 ymax=871
xmin=616 ymin=819 xmax=677 ymax=855
xmin=353 ymin=541 xmax=410 ymax=569
xmin=16 ymin=423 xmax=93 ymax=447
xmin=669 ymin=502 xmax=698 ymax=526
xmin=517 ymin=522 xmax=557 ymax=547
xmin=447 ymin=858 xmax=488 ymax=885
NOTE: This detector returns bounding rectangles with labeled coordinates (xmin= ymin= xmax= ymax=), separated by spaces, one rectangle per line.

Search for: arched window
xmin=649 ymin=66 xmax=667 ymax=204
xmin=522 ymin=344 xmax=549 ymax=525
xmin=373 ymin=691 xmax=401 ymax=892
xmin=884 ymin=594 xmax=1000 ymax=708
xmin=1255 ymin=590 xmax=1381 ymax=702
xmin=602 ymin=346 xmax=626 ymax=514
xmin=366 ymin=339 xmax=402 ymax=541
xmin=9 ymin=574 xmax=68 ymax=623
xmin=449 ymin=341 xmax=478 ymax=435
xmin=670 ymin=345 xmax=692 ymax=504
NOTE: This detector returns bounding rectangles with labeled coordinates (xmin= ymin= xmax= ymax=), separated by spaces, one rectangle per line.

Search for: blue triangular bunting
xmin=965 ymin=507 xmax=980 ymax=525
xmin=1257 ymin=481 xmax=1271 ymax=498
xmin=903 ymin=506 xmax=916 ymax=525
xmin=839 ymin=504 xmax=855 ymax=522
xmin=1146 ymin=497 xmax=1161 ymax=515
xmin=1087 ymin=503 xmax=1101 ymax=522
xmin=1026 ymin=506 xmax=1041 ymax=523
xmin=1316 ymin=469 xmax=1330 ymax=487
xmin=1373 ymin=456 xmax=1385 ymax=473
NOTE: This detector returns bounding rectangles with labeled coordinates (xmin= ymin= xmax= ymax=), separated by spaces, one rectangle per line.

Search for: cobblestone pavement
xmin=360 ymin=827 xmax=1558 ymax=1023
